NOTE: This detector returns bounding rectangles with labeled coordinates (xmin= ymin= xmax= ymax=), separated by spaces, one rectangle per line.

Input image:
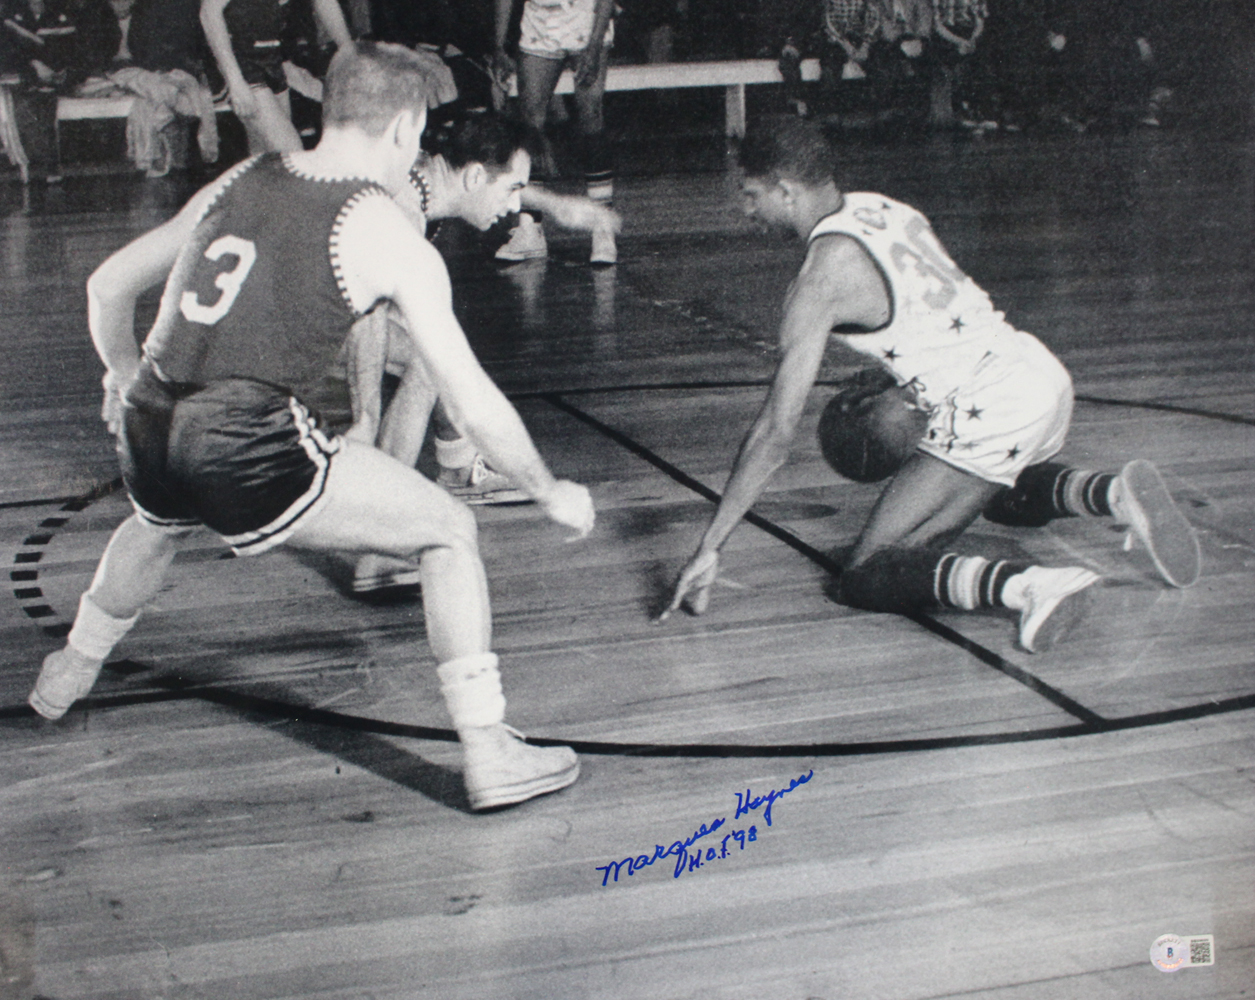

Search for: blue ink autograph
xmin=596 ymin=769 xmax=814 ymax=887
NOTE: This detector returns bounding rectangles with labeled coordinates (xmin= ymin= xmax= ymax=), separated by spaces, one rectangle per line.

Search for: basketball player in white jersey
xmin=661 ymin=115 xmax=1199 ymax=652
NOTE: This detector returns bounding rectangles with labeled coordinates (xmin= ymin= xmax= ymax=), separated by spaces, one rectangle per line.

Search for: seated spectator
xmin=107 ymin=0 xmax=219 ymax=175
xmin=0 ymin=0 xmax=120 ymax=180
xmin=864 ymin=0 xmax=933 ymax=126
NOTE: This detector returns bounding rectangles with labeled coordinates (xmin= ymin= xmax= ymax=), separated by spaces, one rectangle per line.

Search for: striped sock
xmin=934 ymin=554 xmax=1030 ymax=610
xmin=1057 ymin=469 xmax=1116 ymax=517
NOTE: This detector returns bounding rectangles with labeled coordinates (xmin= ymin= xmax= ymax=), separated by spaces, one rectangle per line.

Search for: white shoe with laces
xmin=437 ymin=455 xmax=530 ymax=505
xmin=495 ymin=214 xmax=548 ymax=261
xmin=459 ymin=723 xmax=580 ymax=810
xmin=1110 ymin=460 xmax=1201 ymax=588
xmin=1012 ymin=566 xmax=1101 ymax=653
xmin=29 ymin=646 xmax=104 ymax=719
xmin=590 ymin=226 xmax=617 ymax=265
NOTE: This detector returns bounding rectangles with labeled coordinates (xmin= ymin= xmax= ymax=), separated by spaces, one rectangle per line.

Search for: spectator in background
xmin=108 ymin=0 xmax=218 ymax=174
xmin=864 ymin=0 xmax=932 ymax=127
xmin=493 ymin=0 xmax=617 ymax=265
xmin=931 ymin=0 xmax=995 ymax=130
xmin=200 ymin=0 xmax=352 ymax=153
xmin=819 ymin=0 xmax=881 ymax=116
xmin=980 ymin=0 xmax=1051 ymax=131
xmin=1 ymin=0 xmax=120 ymax=180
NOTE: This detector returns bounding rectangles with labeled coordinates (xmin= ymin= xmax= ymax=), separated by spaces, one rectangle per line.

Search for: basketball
xmin=817 ymin=369 xmax=930 ymax=482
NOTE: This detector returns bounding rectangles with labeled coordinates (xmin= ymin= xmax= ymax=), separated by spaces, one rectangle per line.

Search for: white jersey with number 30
xmin=811 ymin=192 xmax=1073 ymax=485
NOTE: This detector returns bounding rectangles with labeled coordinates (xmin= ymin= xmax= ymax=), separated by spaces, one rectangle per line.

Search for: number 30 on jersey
xmin=179 ymin=235 xmax=257 ymax=325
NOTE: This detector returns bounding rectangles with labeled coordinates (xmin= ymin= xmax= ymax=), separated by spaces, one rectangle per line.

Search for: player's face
xmin=467 ymin=149 xmax=531 ymax=230
xmin=740 ymin=174 xmax=791 ymax=231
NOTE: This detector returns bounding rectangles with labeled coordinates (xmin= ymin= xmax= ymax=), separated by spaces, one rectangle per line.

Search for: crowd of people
xmin=4 ymin=1 xmax=1239 ymax=186
xmin=772 ymin=0 xmax=1184 ymax=133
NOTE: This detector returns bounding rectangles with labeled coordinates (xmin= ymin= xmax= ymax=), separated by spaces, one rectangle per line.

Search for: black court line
xmin=510 ymin=381 xmax=1255 ymax=430
xmin=3 ymin=677 xmax=1254 ymax=757
xmin=540 ymin=391 xmax=1108 ymax=727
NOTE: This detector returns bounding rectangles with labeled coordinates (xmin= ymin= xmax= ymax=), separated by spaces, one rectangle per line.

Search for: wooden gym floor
xmin=0 ymin=124 xmax=1252 ymax=999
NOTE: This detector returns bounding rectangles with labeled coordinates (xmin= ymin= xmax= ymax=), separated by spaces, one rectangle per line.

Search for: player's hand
xmin=491 ymin=49 xmax=516 ymax=90
xmin=100 ymin=372 xmax=127 ymax=435
xmin=656 ymin=548 xmax=719 ymax=622
xmin=228 ymin=79 xmax=258 ymax=120
xmin=546 ymin=196 xmax=621 ymax=234
xmin=574 ymin=43 xmax=603 ymax=90
xmin=539 ymin=480 xmax=594 ymax=540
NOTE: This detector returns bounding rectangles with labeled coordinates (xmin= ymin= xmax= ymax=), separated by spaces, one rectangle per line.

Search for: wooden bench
xmin=512 ymin=58 xmax=821 ymax=137
xmin=2 ymin=58 xmax=821 ymax=180
xmin=54 ymin=57 xmax=823 ymax=138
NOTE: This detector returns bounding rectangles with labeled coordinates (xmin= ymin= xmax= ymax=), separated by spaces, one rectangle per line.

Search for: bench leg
xmin=725 ymin=83 xmax=746 ymax=138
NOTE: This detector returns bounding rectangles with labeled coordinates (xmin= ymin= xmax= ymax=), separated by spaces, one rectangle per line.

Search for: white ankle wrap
xmin=67 ymin=592 xmax=139 ymax=662
xmin=435 ymin=434 xmax=476 ymax=470
xmin=437 ymin=653 xmax=505 ymax=729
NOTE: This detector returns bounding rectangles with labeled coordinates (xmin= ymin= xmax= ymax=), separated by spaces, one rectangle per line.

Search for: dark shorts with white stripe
xmin=120 ymin=366 xmax=339 ymax=556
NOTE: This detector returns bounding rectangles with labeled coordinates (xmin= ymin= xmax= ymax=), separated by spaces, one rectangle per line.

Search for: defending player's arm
xmin=660 ymin=236 xmax=889 ymax=619
xmin=520 ymin=186 xmax=621 ymax=234
xmin=339 ymin=196 xmax=593 ymax=536
xmin=87 ymin=173 xmax=238 ymax=432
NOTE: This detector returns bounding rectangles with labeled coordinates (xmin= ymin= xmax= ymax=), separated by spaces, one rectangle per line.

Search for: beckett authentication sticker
xmin=1150 ymin=934 xmax=1214 ymax=972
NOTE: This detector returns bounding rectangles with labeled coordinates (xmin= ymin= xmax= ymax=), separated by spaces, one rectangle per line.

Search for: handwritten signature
xmin=596 ymin=769 xmax=814 ymax=887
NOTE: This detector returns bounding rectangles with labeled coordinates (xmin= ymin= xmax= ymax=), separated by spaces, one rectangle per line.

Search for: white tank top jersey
xmin=808 ymin=192 xmax=1063 ymax=410
xmin=810 ymin=192 xmax=1074 ymax=484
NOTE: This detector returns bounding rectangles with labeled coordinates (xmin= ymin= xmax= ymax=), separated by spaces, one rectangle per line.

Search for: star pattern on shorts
xmin=1007 ymin=445 xmax=1021 ymax=460
xmin=950 ymin=316 xmax=966 ymax=333
xmin=965 ymin=405 xmax=983 ymax=420
xmin=882 ymin=347 xmax=899 ymax=361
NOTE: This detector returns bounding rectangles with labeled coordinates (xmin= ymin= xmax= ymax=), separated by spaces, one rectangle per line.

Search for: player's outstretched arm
xmin=520 ymin=186 xmax=621 ymax=234
xmin=659 ymin=236 xmax=887 ymax=620
xmin=338 ymin=195 xmax=594 ymax=538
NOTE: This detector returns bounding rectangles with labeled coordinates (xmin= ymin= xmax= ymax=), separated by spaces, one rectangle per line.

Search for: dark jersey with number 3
xmin=143 ymin=153 xmax=384 ymax=401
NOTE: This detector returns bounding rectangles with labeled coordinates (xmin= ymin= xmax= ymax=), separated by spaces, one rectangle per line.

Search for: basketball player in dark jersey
xmin=201 ymin=0 xmax=352 ymax=153
xmin=30 ymin=42 xmax=594 ymax=811
xmin=661 ymin=116 xmax=1200 ymax=653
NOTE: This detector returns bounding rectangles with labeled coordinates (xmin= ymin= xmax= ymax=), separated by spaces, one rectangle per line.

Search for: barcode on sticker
xmin=1187 ymin=935 xmax=1214 ymax=967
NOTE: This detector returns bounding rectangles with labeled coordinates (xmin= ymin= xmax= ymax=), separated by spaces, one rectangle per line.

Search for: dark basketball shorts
xmin=120 ymin=367 xmax=339 ymax=556
xmin=235 ymin=40 xmax=288 ymax=95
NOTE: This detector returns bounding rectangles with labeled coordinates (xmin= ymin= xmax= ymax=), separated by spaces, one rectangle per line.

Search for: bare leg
xmin=288 ymin=441 xmax=491 ymax=658
xmin=287 ymin=442 xmax=578 ymax=808
xmin=848 ymin=452 xmax=1002 ymax=566
xmin=840 ymin=453 xmax=1099 ymax=653
xmin=239 ymin=87 xmax=302 ymax=155
xmin=29 ymin=515 xmax=187 ymax=718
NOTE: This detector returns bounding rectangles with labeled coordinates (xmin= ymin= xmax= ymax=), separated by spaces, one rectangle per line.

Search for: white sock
xmin=66 ymin=592 xmax=139 ymax=663
xmin=435 ymin=434 xmax=476 ymax=470
xmin=437 ymin=652 xmax=506 ymax=729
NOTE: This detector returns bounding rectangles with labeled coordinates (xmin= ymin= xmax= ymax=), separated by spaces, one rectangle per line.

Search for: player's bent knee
xmin=836 ymin=547 xmax=941 ymax=614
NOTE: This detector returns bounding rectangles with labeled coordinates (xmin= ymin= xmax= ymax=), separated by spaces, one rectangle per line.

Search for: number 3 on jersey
xmin=179 ymin=235 xmax=257 ymax=325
